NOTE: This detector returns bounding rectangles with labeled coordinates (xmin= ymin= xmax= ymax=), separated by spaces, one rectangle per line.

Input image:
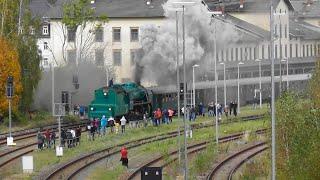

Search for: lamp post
xmin=281 ymin=58 xmax=288 ymax=90
xmin=167 ymin=7 xmax=183 ymax=167
xmin=220 ymin=62 xmax=226 ymax=108
xmin=208 ymin=10 xmax=223 ymax=145
xmin=172 ymin=2 xmax=195 ymax=179
xmin=192 ymin=64 xmax=199 ymax=108
xmin=238 ymin=62 xmax=244 ymax=114
xmin=255 ymin=59 xmax=262 ymax=108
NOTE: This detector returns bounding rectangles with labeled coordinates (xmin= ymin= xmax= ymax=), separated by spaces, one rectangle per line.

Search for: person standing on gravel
xmin=120 ymin=146 xmax=128 ymax=168
xmin=120 ymin=116 xmax=127 ymax=133
xmin=37 ymin=131 xmax=43 ymax=150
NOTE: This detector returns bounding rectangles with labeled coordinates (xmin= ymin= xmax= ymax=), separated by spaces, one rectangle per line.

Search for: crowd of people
xmin=36 ymin=126 xmax=82 ymax=150
xmin=86 ymin=115 xmax=127 ymax=141
xmin=152 ymin=108 xmax=174 ymax=126
xmin=37 ymin=126 xmax=81 ymax=150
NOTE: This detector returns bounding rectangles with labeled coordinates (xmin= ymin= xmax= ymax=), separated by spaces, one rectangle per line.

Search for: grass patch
xmin=8 ymin=105 xmax=267 ymax=179
xmin=90 ymin=118 xmax=269 ymax=179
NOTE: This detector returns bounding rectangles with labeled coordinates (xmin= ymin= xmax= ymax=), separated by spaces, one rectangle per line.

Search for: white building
xmin=30 ymin=0 xmax=165 ymax=83
xmin=30 ymin=0 xmax=320 ymax=85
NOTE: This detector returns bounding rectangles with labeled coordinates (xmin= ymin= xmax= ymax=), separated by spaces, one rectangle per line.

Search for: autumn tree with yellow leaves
xmin=0 ymin=37 xmax=22 ymax=115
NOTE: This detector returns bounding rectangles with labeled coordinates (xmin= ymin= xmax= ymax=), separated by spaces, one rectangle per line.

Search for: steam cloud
xmin=134 ymin=0 xmax=242 ymax=86
xmin=32 ymin=62 xmax=109 ymax=111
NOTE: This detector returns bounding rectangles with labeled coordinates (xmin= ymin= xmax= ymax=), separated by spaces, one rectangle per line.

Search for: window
xmin=42 ymin=25 xmax=49 ymax=35
xmin=68 ymin=28 xmax=76 ymax=42
xmin=290 ymin=44 xmax=292 ymax=58
xmin=236 ymin=48 xmax=238 ymax=61
xmin=280 ymin=45 xmax=282 ymax=59
xmin=240 ymin=48 xmax=243 ymax=61
xmin=307 ymin=45 xmax=309 ymax=56
xmin=95 ymin=27 xmax=103 ymax=42
xmin=318 ymin=44 xmax=320 ymax=55
xmin=226 ymin=49 xmax=229 ymax=61
xmin=268 ymin=45 xmax=270 ymax=59
xmin=254 ymin=47 xmax=257 ymax=60
xmin=250 ymin=47 xmax=253 ymax=60
xmin=280 ymin=24 xmax=282 ymax=38
xmin=221 ymin=50 xmax=224 ymax=61
xmin=245 ymin=47 xmax=248 ymax=60
xmin=30 ymin=27 xmax=35 ymax=35
xmin=67 ymin=50 xmax=76 ymax=65
xmin=274 ymin=24 xmax=277 ymax=36
xmin=44 ymin=42 xmax=48 ymax=50
xmin=275 ymin=45 xmax=278 ymax=59
xmin=285 ymin=24 xmax=287 ymax=38
xmin=113 ymin=27 xmax=121 ymax=42
xmin=95 ymin=49 xmax=104 ymax=66
xmin=43 ymin=58 xmax=49 ymax=66
xmin=314 ymin=44 xmax=317 ymax=56
xmin=303 ymin=45 xmax=305 ymax=57
xmin=216 ymin=52 xmax=219 ymax=61
xmin=130 ymin=50 xmax=136 ymax=65
xmin=113 ymin=50 xmax=121 ymax=66
xmin=231 ymin=48 xmax=234 ymax=61
xmin=296 ymin=44 xmax=298 ymax=57
xmin=285 ymin=45 xmax=287 ymax=58
xmin=261 ymin=45 xmax=265 ymax=59
xmin=130 ymin=28 xmax=139 ymax=42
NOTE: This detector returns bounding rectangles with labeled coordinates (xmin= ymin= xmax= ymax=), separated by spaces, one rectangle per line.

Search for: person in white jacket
xmin=120 ymin=116 xmax=127 ymax=133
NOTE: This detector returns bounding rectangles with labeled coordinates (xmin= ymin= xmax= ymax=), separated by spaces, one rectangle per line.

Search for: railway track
xmin=0 ymin=114 xmax=265 ymax=179
xmin=206 ymin=142 xmax=269 ymax=180
xmin=0 ymin=120 xmax=88 ymax=140
xmin=125 ymin=129 xmax=267 ymax=180
xmin=0 ymin=123 xmax=88 ymax=170
xmin=0 ymin=121 xmax=88 ymax=146
xmin=41 ymin=115 xmax=266 ymax=180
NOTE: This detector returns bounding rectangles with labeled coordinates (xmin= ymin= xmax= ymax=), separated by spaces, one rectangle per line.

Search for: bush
xmin=276 ymin=92 xmax=320 ymax=179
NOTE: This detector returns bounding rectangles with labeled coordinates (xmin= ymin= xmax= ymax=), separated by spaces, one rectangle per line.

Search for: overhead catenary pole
xmin=270 ymin=1 xmax=276 ymax=179
xmin=175 ymin=10 xmax=181 ymax=168
xmin=213 ymin=17 xmax=218 ymax=144
xmin=182 ymin=5 xmax=188 ymax=180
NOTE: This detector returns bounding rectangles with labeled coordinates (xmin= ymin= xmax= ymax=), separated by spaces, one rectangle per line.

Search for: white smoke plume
xmin=135 ymin=0 xmax=243 ymax=86
xmin=32 ymin=61 xmax=110 ymax=111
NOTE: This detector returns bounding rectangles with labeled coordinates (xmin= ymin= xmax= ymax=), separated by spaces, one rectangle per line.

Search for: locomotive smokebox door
xmin=141 ymin=167 xmax=162 ymax=180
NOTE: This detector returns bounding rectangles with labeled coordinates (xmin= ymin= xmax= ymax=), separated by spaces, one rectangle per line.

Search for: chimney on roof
xmin=240 ymin=0 xmax=244 ymax=9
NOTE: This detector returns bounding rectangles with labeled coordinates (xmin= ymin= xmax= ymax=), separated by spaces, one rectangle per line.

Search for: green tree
xmin=17 ymin=9 xmax=41 ymax=112
xmin=61 ymin=0 xmax=108 ymax=63
xmin=0 ymin=0 xmax=42 ymax=113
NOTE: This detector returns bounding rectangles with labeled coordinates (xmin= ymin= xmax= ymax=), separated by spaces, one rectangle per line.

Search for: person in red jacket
xmin=120 ymin=146 xmax=128 ymax=168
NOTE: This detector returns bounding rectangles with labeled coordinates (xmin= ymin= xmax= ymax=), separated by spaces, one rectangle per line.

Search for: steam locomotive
xmin=88 ymin=82 xmax=154 ymax=121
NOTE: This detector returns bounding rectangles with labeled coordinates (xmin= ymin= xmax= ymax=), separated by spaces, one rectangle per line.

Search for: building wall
xmin=38 ymin=18 xmax=164 ymax=83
